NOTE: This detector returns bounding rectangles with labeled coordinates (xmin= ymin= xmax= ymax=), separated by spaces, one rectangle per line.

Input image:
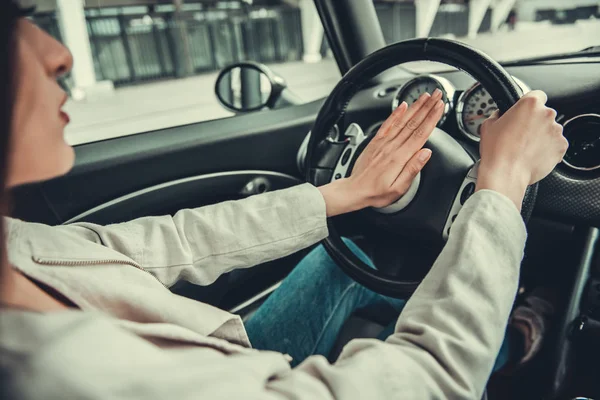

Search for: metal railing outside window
xmin=33 ymin=4 xmax=304 ymax=87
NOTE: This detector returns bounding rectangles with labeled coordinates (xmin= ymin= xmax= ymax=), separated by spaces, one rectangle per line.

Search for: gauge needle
xmin=583 ymin=138 xmax=600 ymax=150
xmin=465 ymin=114 xmax=487 ymax=122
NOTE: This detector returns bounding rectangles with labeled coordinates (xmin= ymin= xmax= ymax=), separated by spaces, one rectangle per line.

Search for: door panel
xmin=65 ymin=171 xmax=301 ymax=225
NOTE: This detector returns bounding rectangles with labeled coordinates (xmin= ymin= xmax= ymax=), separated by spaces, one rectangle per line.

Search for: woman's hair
xmin=0 ymin=4 xmax=19 ymax=396
xmin=0 ymin=2 xmax=21 ymax=284
xmin=1 ymin=5 xmax=36 ymax=397
xmin=0 ymin=2 xmax=34 ymax=257
xmin=0 ymin=1 xmax=29 ymax=274
xmin=0 ymin=4 xmax=20 ymax=194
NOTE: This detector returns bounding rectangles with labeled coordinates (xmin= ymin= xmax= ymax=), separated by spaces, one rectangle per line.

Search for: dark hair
xmin=0 ymin=2 xmax=23 ymax=398
xmin=1 ymin=2 xmax=35 ymax=186
xmin=0 ymin=2 xmax=34 ymax=266
xmin=0 ymin=4 xmax=19 ymax=189
xmin=0 ymin=1 xmax=31 ymax=272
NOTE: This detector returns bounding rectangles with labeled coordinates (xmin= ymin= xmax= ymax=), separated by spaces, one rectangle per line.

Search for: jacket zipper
xmin=31 ymin=256 xmax=168 ymax=289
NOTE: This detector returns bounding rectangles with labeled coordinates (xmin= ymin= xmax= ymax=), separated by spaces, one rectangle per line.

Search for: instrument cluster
xmin=392 ymin=74 xmax=529 ymax=142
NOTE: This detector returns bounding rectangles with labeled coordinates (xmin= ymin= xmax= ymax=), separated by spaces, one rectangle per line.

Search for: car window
xmin=374 ymin=0 xmax=600 ymax=74
xmin=31 ymin=1 xmax=340 ymax=145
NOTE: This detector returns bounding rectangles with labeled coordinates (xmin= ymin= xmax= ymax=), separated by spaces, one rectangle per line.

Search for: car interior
xmin=12 ymin=0 xmax=600 ymax=398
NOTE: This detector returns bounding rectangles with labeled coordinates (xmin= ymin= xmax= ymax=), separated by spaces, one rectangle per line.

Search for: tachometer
xmin=392 ymin=75 xmax=455 ymax=126
xmin=456 ymin=77 xmax=529 ymax=142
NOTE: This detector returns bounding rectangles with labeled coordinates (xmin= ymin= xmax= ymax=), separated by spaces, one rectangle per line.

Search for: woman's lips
xmin=59 ymin=93 xmax=69 ymax=124
xmin=60 ymin=110 xmax=70 ymax=124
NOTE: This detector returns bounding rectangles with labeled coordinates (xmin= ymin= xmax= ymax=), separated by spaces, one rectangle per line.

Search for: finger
xmin=379 ymin=91 xmax=432 ymax=141
xmin=376 ymin=101 xmax=408 ymax=140
xmin=401 ymin=99 xmax=445 ymax=153
xmin=391 ymin=148 xmax=432 ymax=192
xmin=522 ymin=89 xmax=548 ymax=105
xmin=559 ymin=136 xmax=569 ymax=157
xmin=393 ymin=89 xmax=444 ymax=145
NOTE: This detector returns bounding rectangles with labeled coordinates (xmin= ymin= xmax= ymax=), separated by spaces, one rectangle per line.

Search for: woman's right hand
xmin=476 ymin=90 xmax=568 ymax=210
xmin=318 ymin=89 xmax=444 ymax=217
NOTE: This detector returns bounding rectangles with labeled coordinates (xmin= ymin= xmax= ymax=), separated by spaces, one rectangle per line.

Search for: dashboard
xmin=391 ymin=74 xmax=530 ymax=142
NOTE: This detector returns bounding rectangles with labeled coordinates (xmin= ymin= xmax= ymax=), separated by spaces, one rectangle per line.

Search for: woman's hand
xmin=318 ymin=89 xmax=445 ymax=217
xmin=476 ymin=90 xmax=568 ymax=210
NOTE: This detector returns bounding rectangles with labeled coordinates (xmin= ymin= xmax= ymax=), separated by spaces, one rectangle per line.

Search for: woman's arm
xmin=65 ymin=183 xmax=328 ymax=287
xmin=61 ymin=92 xmax=446 ymax=288
xmin=267 ymin=188 xmax=526 ymax=399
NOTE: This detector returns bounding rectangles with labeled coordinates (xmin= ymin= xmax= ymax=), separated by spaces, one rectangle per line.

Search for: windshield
xmin=376 ymin=0 xmax=600 ymax=73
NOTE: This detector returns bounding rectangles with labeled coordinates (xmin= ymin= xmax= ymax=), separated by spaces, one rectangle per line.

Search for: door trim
xmin=65 ymin=170 xmax=302 ymax=224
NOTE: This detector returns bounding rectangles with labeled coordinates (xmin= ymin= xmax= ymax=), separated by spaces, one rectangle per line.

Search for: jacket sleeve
xmin=62 ymin=183 xmax=328 ymax=287
xmin=264 ymin=189 xmax=526 ymax=400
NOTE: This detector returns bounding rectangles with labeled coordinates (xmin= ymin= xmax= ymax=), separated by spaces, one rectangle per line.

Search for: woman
xmin=0 ymin=2 xmax=567 ymax=399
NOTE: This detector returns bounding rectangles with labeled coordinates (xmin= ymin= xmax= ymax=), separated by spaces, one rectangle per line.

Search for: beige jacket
xmin=0 ymin=183 xmax=526 ymax=400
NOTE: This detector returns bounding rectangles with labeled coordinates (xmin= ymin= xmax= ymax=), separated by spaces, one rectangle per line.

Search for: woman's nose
xmin=43 ymin=31 xmax=73 ymax=79
xmin=50 ymin=41 xmax=73 ymax=79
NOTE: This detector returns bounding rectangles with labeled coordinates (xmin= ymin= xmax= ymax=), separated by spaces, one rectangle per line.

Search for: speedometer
xmin=392 ymin=75 xmax=455 ymax=126
xmin=456 ymin=77 xmax=529 ymax=142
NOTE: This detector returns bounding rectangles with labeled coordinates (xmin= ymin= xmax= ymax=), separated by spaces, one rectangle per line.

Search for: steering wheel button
xmin=467 ymin=161 xmax=480 ymax=179
xmin=460 ymin=182 xmax=476 ymax=205
xmin=341 ymin=148 xmax=352 ymax=166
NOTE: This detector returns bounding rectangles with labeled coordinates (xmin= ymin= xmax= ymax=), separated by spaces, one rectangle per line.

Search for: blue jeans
xmin=245 ymin=239 xmax=520 ymax=370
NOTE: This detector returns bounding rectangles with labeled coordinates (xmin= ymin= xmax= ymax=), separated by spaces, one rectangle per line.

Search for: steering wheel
xmin=305 ymin=38 xmax=537 ymax=298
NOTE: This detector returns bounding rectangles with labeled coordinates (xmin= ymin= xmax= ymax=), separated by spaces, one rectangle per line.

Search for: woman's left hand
xmin=318 ymin=89 xmax=445 ymax=217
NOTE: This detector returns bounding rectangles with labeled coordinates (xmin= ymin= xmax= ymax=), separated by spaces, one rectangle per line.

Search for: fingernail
xmin=399 ymin=101 xmax=408 ymax=109
xmin=418 ymin=149 xmax=432 ymax=162
xmin=435 ymin=100 xmax=444 ymax=109
xmin=433 ymin=88 xmax=442 ymax=98
xmin=420 ymin=92 xmax=430 ymax=99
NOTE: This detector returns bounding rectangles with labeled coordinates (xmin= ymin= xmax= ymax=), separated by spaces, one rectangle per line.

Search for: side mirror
xmin=214 ymin=62 xmax=300 ymax=113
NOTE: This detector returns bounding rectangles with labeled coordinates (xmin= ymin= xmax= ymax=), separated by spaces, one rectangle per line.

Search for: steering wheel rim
xmin=305 ymin=38 xmax=537 ymax=298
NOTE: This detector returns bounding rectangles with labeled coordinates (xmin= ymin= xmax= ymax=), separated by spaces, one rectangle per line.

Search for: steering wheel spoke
xmin=442 ymin=161 xmax=480 ymax=239
xmin=330 ymin=123 xmax=367 ymax=182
